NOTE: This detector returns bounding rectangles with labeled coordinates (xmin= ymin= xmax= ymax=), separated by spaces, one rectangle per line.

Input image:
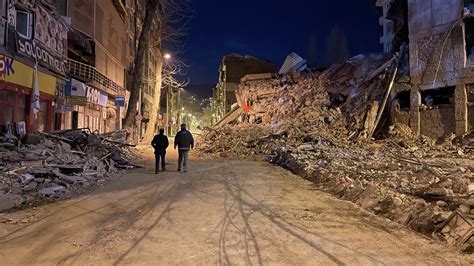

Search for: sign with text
xmin=67 ymin=96 xmax=87 ymax=106
xmin=0 ymin=54 xmax=15 ymax=77
xmin=115 ymin=96 xmax=126 ymax=107
xmin=86 ymin=86 xmax=108 ymax=107
xmin=64 ymin=104 xmax=74 ymax=112
xmin=17 ymin=35 xmax=67 ymax=75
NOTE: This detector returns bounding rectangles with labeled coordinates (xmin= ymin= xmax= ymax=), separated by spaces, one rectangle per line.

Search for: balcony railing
xmin=67 ymin=59 xmax=125 ymax=95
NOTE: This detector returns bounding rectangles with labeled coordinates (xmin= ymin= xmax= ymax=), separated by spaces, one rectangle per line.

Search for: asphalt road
xmin=0 ymin=150 xmax=470 ymax=265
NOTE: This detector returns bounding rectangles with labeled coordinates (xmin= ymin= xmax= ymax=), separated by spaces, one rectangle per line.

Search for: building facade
xmin=65 ymin=0 xmax=128 ymax=133
xmin=213 ymin=54 xmax=275 ymax=120
xmin=0 ymin=0 xmax=68 ymax=134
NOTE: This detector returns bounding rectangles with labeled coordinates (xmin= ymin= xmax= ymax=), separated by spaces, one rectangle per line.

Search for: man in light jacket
xmin=174 ymin=124 xmax=194 ymax=172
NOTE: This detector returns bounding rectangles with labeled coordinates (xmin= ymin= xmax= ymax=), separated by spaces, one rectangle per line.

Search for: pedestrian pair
xmin=151 ymin=124 xmax=195 ymax=174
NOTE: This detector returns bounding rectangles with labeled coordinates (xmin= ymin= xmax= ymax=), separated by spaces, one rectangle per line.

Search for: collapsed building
xmin=381 ymin=0 xmax=474 ymax=139
xmin=199 ymin=0 xmax=474 ymax=251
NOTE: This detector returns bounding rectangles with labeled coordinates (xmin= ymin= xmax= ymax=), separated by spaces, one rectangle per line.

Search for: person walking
xmin=151 ymin=128 xmax=169 ymax=174
xmin=174 ymin=124 xmax=194 ymax=172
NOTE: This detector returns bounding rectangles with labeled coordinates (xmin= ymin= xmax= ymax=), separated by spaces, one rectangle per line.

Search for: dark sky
xmin=182 ymin=0 xmax=382 ymax=87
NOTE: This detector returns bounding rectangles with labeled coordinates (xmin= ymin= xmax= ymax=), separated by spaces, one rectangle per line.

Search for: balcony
xmin=67 ymin=59 xmax=125 ymax=96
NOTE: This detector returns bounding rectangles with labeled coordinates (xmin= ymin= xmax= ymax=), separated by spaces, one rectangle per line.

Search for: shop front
xmin=0 ymin=54 xmax=57 ymax=133
xmin=64 ymin=79 xmax=119 ymax=133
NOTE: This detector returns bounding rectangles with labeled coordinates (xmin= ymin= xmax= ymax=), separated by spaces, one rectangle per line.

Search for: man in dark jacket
xmin=151 ymin=128 xmax=169 ymax=174
xmin=174 ymin=124 xmax=194 ymax=172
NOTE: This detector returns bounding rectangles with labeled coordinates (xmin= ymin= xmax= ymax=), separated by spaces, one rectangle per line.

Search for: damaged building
xmin=212 ymin=54 xmax=275 ymax=120
xmin=382 ymin=0 xmax=474 ymax=139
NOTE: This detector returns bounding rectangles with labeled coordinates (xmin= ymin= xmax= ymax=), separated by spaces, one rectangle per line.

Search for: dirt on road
xmin=0 ymin=149 xmax=471 ymax=265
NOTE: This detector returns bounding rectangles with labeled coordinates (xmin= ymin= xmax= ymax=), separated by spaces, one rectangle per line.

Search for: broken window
xmin=420 ymin=87 xmax=455 ymax=107
xmin=395 ymin=90 xmax=410 ymax=110
xmin=465 ymin=18 xmax=474 ymax=61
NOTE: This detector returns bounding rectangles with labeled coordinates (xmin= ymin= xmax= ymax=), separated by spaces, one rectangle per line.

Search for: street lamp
xmin=164 ymin=53 xmax=172 ymax=60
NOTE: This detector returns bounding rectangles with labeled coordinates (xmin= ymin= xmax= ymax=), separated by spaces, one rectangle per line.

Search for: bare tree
xmin=142 ymin=0 xmax=191 ymax=141
xmin=123 ymin=0 xmax=162 ymax=128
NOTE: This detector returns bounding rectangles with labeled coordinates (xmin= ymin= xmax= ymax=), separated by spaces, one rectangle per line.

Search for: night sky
xmin=182 ymin=0 xmax=382 ymax=93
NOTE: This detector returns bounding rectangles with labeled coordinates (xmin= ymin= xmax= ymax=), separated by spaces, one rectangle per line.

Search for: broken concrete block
xmin=465 ymin=197 xmax=474 ymax=206
xmin=468 ymin=183 xmax=474 ymax=195
xmin=20 ymin=173 xmax=35 ymax=184
xmin=22 ymin=182 xmax=37 ymax=192
xmin=459 ymin=204 xmax=471 ymax=213
xmin=393 ymin=197 xmax=403 ymax=206
xmin=436 ymin=201 xmax=448 ymax=207
xmin=425 ymin=188 xmax=448 ymax=197
xmin=38 ymin=186 xmax=66 ymax=197
xmin=0 ymin=193 xmax=24 ymax=212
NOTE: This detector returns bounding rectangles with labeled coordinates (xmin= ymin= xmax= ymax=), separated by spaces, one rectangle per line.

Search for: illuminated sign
xmin=0 ymin=54 xmax=15 ymax=77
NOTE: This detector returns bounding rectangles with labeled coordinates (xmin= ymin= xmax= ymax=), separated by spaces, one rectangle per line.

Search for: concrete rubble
xmin=0 ymin=129 xmax=137 ymax=212
xmin=198 ymin=54 xmax=474 ymax=251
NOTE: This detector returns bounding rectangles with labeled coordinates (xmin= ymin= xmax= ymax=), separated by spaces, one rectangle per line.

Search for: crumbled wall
xmin=420 ymin=106 xmax=455 ymax=138
xmin=408 ymin=0 xmax=464 ymax=88
xmin=390 ymin=105 xmax=410 ymax=127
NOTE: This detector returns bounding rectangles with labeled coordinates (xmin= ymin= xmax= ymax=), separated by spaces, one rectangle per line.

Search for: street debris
xmin=0 ymin=128 xmax=137 ymax=212
xmin=198 ymin=53 xmax=474 ymax=251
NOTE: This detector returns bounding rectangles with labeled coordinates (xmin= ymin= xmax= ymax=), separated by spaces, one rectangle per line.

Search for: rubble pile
xmin=199 ymin=54 xmax=396 ymax=158
xmin=198 ymin=54 xmax=474 ymax=250
xmin=0 ymin=129 xmax=136 ymax=212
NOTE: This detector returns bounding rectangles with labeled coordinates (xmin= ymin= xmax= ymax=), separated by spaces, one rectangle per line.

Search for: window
xmin=16 ymin=10 xmax=33 ymax=39
xmin=396 ymin=91 xmax=411 ymax=110
xmin=54 ymin=0 xmax=68 ymax=16
xmin=421 ymin=87 xmax=455 ymax=107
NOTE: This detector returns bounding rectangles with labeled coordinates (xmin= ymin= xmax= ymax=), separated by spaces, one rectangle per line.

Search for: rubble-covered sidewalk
xmin=198 ymin=54 xmax=474 ymax=252
xmin=0 ymin=129 xmax=139 ymax=212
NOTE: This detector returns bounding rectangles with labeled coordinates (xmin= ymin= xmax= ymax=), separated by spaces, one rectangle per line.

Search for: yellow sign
xmin=0 ymin=54 xmax=57 ymax=95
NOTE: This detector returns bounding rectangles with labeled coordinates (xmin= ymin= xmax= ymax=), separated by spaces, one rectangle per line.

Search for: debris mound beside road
xmin=198 ymin=54 xmax=474 ymax=251
xmin=0 ymin=129 xmax=138 ymax=212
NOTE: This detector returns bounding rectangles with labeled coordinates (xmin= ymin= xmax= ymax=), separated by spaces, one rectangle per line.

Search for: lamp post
xmin=163 ymin=53 xmax=172 ymax=135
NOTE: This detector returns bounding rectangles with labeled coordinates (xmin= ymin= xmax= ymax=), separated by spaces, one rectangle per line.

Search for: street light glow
xmin=164 ymin=53 xmax=172 ymax=60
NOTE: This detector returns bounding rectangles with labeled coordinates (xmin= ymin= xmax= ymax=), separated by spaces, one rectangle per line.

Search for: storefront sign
xmin=115 ymin=96 xmax=125 ymax=107
xmin=66 ymin=78 xmax=86 ymax=97
xmin=68 ymin=96 xmax=87 ymax=106
xmin=17 ymin=37 xmax=67 ymax=75
xmin=64 ymin=104 xmax=74 ymax=112
xmin=65 ymin=79 xmax=108 ymax=107
xmin=0 ymin=54 xmax=15 ymax=77
xmin=86 ymin=86 xmax=108 ymax=107
xmin=0 ymin=53 xmax=57 ymax=95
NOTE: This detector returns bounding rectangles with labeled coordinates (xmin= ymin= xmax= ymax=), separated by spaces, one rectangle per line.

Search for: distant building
xmin=279 ymin=52 xmax=307 ymax=74
xmin=213 ymin=54 xmax=275 ymax=120
xmin=376 ymin=0 xmax=396 ymax=53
